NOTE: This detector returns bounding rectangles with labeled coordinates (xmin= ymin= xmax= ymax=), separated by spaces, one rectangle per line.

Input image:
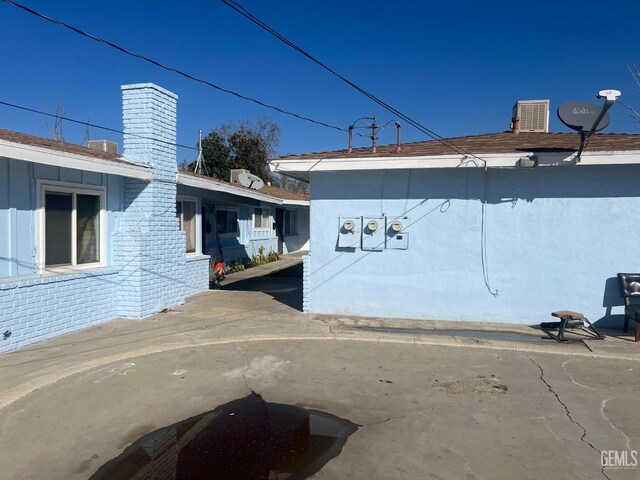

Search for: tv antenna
xmin=192 ymin=129 xmax=208 ymax=175
xmin=557 ymin=89 xmax=621 ymax=162
xmin=347 ymin=117 xmax=401 ymax=154
xmin=237 ymin=171 xmax=265 ymax=190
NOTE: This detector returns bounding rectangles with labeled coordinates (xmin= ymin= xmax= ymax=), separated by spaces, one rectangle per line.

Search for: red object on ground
xmin=214 ymin=262 xmax=225 ymax=280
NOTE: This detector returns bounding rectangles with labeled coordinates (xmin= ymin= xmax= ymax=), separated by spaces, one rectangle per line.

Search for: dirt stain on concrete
xmin=436 ymin=375 xmax=508 ymax=395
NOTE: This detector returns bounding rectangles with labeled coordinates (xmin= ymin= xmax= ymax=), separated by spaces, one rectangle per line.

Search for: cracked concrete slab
xmin=0 ymin=266 xmax=638 ymax=479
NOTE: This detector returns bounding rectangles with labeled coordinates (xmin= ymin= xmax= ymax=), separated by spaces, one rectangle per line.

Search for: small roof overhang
xmin=177 ymin=172 xmax=287 ymax=205
xmin=0 ymin=138 xmax=152 ymax=180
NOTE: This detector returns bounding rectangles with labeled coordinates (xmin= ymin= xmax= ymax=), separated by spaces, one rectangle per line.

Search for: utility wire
xmin=0 ymin=99 xmax=198 ymax=150
xmin=1 ymin=0 xmax=347 ymax=133
xmin=220 ymin=0 xmax=487 ymax=162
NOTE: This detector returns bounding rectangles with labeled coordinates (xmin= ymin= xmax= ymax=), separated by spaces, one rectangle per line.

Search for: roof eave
xmin=176 ymin=172 xmax=284 ymax=204
xmin=281 ymin=199 xmax=310 ymax=207
xmin=0 ymin=139 xmax=152 ymax=180
xmin=270 ymin=150 xmax=640 ymax=177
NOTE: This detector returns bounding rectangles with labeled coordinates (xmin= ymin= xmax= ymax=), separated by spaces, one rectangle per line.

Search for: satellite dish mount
xmin=557 ymin=89 xmax=621 ymax=162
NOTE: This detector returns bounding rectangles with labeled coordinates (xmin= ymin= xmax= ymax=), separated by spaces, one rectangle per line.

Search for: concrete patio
xmin=0 ymin=261 xmax=638 ymax=479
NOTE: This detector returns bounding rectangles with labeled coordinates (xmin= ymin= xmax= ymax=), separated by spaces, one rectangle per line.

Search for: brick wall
xmin=302 ymin=254 xmax=310 ymax=313
xmin=184 ymin=255 xmax=210 ymax=297
xmin=0 ymin=269 xmax=119 ymax=353
xmin=116 ymin=83 xmax=208 ymax=318
xmin=0 ymin=84 xmax=211 ymax=354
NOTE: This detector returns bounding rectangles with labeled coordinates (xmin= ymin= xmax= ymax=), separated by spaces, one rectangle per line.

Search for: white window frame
xmin=215 ymin=207 xmax=239 ymax=237
xmin=253 ymin=207 xmax=271 ymax=231
xmin=37 ymin=180 xmax=107 ymax=273
xmin=284 ymin=210 xmax=297 ymax=236
xmin=176 ymin=195 xmax=201 ymax=255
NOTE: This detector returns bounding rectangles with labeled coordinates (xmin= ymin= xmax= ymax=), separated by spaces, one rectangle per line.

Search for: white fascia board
xmin=177 ymin=173 xmax=283 ymax=204
xmin=270 ymin=153 xmax=528 ymax=174
xmin=281 ymin=199 xmax=309 ymax=207
xmin=532 ymin=150 xmax=640 ymax=166
xmin=0 ymin=139 xmax=152 ymax=180
xmin=272 ymin=150 xmax=640 ymax=174
xmin=577 ymin=150 xmax=640 ymax=165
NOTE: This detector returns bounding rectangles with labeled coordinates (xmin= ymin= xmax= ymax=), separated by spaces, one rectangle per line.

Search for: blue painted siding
xmin=177 ymin=184 xmax=280 ymax=264
xmin=1 ymin=83 xmax=210 ymax=354
xmin=308 ymin=166 xmax=640 ymax=327
xmin=0 ymin=158 xmax=124 ymax=279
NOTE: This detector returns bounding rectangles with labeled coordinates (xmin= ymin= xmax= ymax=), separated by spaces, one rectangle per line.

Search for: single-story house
xmin=177 ymin=172 xmax=309 ymax=265
xmin=270 ymin=130 xmax=640 ymax=327
xmin=0 ymin=83 xmax=309 ymax=353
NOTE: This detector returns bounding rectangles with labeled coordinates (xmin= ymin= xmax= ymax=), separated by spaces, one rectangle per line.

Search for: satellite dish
xmin=237 ymin=172 xmax=265 ymax=190
xmin=557 ymin=101 xmax=611 ymax=133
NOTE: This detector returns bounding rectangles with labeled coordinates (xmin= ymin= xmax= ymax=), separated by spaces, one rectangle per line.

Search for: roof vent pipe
xmin=510 ymin=117 xmax=520 ymax=135
xmin=347 ymin=125 xmax=353 ymax=154
xmin=395 ymin=122 xmax=401 ymax=153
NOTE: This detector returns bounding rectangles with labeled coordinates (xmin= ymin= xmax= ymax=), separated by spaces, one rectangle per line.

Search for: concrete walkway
xmin=0 ymin=263 xmax=638 ymax=479
xmin=219 ymin=252 xmax=303 ymax=286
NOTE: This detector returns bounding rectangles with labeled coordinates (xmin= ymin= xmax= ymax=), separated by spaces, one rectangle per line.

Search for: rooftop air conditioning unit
xmin=230 ymin=168 xmax=249 ymax=184
xmin=88 ymin=140 xmax=119 ymax=155
xmin=512 ymin=100 xmax=549 ymax=133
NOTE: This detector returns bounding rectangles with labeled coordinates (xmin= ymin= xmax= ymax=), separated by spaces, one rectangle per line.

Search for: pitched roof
xmin=276 ymin=132 xmax=640 ymax=160
xmin=0 ymin=128 xmax=153 ymax=179
xmin=178 ymin=171 xmax=309 ymax=202
xmin=0 ymin=128 xmax=132 ymax=163
xmin=259 ymin=184 xmax=309 ymax=201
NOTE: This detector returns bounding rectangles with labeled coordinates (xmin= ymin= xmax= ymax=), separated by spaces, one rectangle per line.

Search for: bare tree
xmin=620 ymin=63 xmax=640 ymax=126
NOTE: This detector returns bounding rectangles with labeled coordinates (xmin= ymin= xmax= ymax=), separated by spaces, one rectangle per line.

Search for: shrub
xmin=250 ymin=246 xmax=279 ymax=267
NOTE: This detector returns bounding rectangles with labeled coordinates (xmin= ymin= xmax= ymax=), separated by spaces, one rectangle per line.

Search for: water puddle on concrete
xmin=358 ymin=326 xmax=548 ymax=343
xmin=91 ymin=393 xmax=357 ymax=480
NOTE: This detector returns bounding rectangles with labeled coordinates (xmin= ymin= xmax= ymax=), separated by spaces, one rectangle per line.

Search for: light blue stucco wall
xmin=308 ymin=166 xmax=640 ymax=327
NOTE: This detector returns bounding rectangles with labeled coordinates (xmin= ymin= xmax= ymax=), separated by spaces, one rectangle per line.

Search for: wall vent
xmin=230 ymin=169 xmax=249 ymax=183
xmin=88 ymin=140 xmax=119 ymax=155
xmin=512 ymin=100 xmax=549 ymax=133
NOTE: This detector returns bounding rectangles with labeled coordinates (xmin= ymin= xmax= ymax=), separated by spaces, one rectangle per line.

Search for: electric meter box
xmin=386 ymin=216 xmax=409 ymax=250
xmin=338 ymin=216 xmax=361 ymax=248
xmin=362 ymin=216 xmax=385 ymax=251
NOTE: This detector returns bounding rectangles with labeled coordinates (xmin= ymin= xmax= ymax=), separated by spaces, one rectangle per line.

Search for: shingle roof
xmin=259 ymin=184 xmax=309 ymax=201
xmin=276 ymin=132 xmax=640 ymax=160
xmin=179 ymin=171 xmax=309 ymax=202
xmin=0 ymin=128 xmax=134 ymax=164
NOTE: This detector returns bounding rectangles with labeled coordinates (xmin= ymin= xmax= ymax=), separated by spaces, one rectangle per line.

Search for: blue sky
xmin=1 ymin=0 xmax=639 ymax=162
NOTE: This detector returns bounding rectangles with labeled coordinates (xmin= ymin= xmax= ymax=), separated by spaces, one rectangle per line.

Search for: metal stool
xmin=541 ymin=310 xmax=604 ymax=343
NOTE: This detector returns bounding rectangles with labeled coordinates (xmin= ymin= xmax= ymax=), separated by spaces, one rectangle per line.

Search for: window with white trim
xmin=284 ymin=210 xmax=296 ymax=236
xmin=176 ymin=199 xmax=197 ymax=253
xmin=41 ymin=185 xmax=104 ymax=268
xmin=216 ymin=208 xmax=238 ymax=235
xmin=253 ymin=207 xmax=271 ymax=230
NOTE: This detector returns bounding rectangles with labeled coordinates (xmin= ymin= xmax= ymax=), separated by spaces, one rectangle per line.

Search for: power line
xmin=0 ymin=99 xmax=198 ymax=150
xmin=1 ymin=0 xmax=347 ymax=133
xmin=220 ymin=0 xmax=487 ymax=162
